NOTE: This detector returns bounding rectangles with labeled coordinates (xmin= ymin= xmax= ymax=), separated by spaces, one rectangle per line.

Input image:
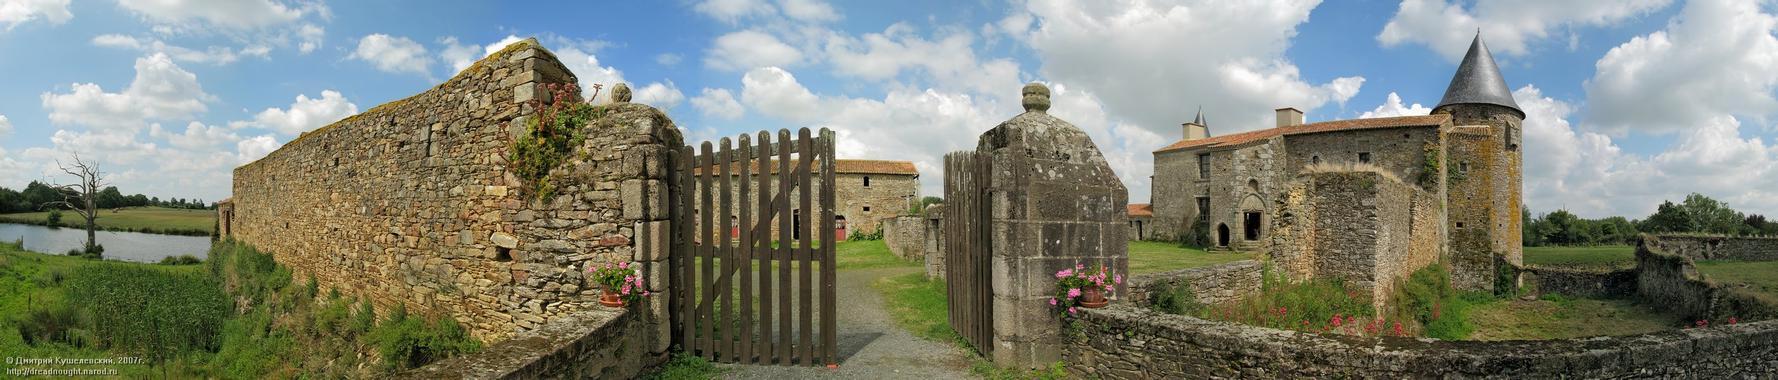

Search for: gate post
xmin=979 ymin=83 xmax=1128 ymax=368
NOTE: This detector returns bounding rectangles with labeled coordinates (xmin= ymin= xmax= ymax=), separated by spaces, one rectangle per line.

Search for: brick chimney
xmin=1275 ymin=107 xmax=1304 ymax=128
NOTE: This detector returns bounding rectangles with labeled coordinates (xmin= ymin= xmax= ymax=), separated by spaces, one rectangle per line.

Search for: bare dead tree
xmin=43 ymin=154 xmax=106 ymax=257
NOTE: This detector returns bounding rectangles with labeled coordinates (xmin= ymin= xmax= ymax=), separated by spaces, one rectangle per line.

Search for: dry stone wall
xmin=1065 ymin=305 xmax=1778 ymax=379
xmin=1638 ymin=238 xmax=1778 ymax=322
xmin=686 ymin=171 xmax=916 ymax=241
xmin=1521 ymin=266 xmax=1636 ymax=299
xmin=399 ymin=307 xmax=650 ymax=379
xmin=922 ymin=205 xmax=945 ymax=279
xmin=1646 ymin=234 xmax=1778 ymax=261
xmin=227 ymin=39 xmax=681 ymax=348
xmin=881 ymin=214 xmax=924 ymax=260
xmin=1125 ymin=260 xmax=1261 ymax=307
xmin=1270 ymin=171 xmax=1438 ymax=309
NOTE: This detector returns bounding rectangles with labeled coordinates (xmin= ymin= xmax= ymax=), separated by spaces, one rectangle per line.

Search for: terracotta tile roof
xmin=694 ymin=159 xmax=918 ymax=176
xmin=1154 ymin=114 xmax=1450 ymax=154
xmin=1127 ymin=203 xmax=1153 ymax=217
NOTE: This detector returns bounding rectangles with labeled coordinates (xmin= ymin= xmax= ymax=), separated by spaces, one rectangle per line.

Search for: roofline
xmin=1153 ymin=115 xmax=1448 ymax=154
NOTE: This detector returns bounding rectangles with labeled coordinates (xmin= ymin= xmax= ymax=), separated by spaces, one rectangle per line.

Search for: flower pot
xmin=599 ymin=287 xmax=625 ymax=308
xmin=1079 ymin=287 xmax=1109 ymax=309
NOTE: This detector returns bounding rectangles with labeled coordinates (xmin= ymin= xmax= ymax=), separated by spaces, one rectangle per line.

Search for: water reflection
xmin=0 ymin=223 xmax=211 ymax=263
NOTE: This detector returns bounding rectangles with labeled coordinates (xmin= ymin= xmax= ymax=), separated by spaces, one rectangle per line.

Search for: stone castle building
xmin=1149 ymin=33 xmax=1524 ymax=298
xmin=691 ymin=159 xmax=918 ymax=239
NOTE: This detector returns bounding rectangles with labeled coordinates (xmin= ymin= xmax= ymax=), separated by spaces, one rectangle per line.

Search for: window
xmin=863 ymin=205 xmax=872 ymax=212
xmin=1198 ymin=154 xmax=1211 ymax=179
xmin=1459 ymin=161 xmax=1470 ymax=174
xmin=1196 ymin=197 xmax=1210 ymax=217
xmin=1358 ymin=152 xmax=1372 ymax=164
xmin=1311 ymin=155 xmax=1320 ymax=165
xmin=863 ymin=176 xmax=872 ymax=187
xmin=424 ymin=127 xmax=434 ymax=157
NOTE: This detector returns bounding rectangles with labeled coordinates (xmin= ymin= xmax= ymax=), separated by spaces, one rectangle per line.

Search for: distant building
xmin=693 ymin=159 xmax=918 ymax=240
xmin=1127 ymin=203 xmax=1153 ymax=240
xmin=1148 ymin=33 xmax=1524 ymax=298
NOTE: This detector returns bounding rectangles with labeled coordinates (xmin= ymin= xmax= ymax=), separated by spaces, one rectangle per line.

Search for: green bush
xmin=158 ymin=255 xmax=203 ymax=265
xmin=369 ymin=304 xmax=481 ymax=371
xmin=208 ymin=239 xmax=292 ymax=308
xmin=644 ymin=353 xmax=728 ymax=380
xmin=65 ymin=264 xmax=230 ymax=362
xmin=46 ymin=209 xmax=62 ymax=225
xmin=352 ymin=299 xmax=378 ymax=336
xmin=1198 ymin=267 xmax=1375 ymax=333
xmin=14 ymin=299 xmax=93 ymax=347
xmin=209 ymin=308 xmax=292 ymax=379
xmin=1149 ymin=282 xmax=1203 ymax=315
xmin=847 ymin=227 xmax=884 ymax=241
xmin=509 ymin=82 xmax=597 ymax=200
xmin=1388 ymin=264 xmax=1481 ymax=340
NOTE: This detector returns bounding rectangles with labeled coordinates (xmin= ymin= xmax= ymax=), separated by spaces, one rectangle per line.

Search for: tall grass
xmin=65 ymin=263 xmax=230 ymax=362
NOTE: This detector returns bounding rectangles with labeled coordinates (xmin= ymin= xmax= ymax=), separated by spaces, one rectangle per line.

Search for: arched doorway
xmin=1216 ymin=223 xmax=1231 ymax=247
xmin=1244 ymin=212 xmax=1261 ymax=241
xmin=1238 ymin=194 xmax=1265 ymax=242
xmin=835 ymin=215 xmax=849 ymax=241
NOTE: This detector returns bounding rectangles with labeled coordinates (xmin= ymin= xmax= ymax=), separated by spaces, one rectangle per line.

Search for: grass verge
xmin=1466 ymin=295 xmax=1679 ymax=340
xmin=1127 ymin=241 xmax=1255 ymax=275
xmin=1522 ymin=245 xmax=1635 ymax=269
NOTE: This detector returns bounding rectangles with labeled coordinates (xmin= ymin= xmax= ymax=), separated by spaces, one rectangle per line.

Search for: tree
xmin=1680 ymin=193 xmax=1745 ymax=235
xmin=1639 ymin=200 xmax=1695 ymax=234
xmin=96 ymin=186 xmax=125 ymax=209
xmin=43 ymin=155 xmax=107 ymax=258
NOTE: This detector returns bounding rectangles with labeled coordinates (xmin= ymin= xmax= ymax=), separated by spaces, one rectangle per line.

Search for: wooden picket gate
xmin=670 ymin=128 xmax=838 ymax=367
xmin=944 ymin=151 xmax=993 ymax=356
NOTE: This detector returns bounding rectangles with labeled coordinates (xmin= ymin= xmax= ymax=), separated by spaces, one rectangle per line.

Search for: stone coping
xmin=399 ymin=307 xmax=640 ymax=379
xmin=1070 ymin=304 xmax=1778 ymax=377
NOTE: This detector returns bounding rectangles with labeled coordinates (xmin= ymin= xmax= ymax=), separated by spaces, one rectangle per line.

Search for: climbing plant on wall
xmin=509 ymin=82 xmax=603 ymax=200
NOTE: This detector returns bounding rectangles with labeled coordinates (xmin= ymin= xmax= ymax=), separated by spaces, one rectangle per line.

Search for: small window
xmin=863 ymin=176 xmax=872 ymax=187
xmin=1198 ymin=154 xmax=1211 ymax=179
xmin=1196 ymin=197 xmax=1210 ymax=217
xmin=863 ymin=205 xmax=872 ymax=212
xmin=1311 ymin=155 xmax=1320 ymax=164
xmin=1358 ymin=152 xmax=1372 ymax=164
xmin=494 ymin=247 xmax=512 ymax=262
xmin=1459 ymin=161 xmax=1470 ymax=174
xmin=333 ymin=157 xmax=340 ymax=167
xmin=424 ymin=128 xmax=434 ymax=157
xmin=1403 ymin=133 xmax=1411 ymax=139
xmin=1456 ymin=222 xmax=1464 ymax=229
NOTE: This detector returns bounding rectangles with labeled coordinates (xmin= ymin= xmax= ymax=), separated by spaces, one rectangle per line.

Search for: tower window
xmin=1459 ymin=161 xmax=1470 ymax=174
xmin=1198 ymin=154 xmax=1211 ymax=179
xmin=863 ymin=205 xmax=872 ymax=212
xmin=1358 ymin=152 xmax=1372 ymax=164
xmin=863 ymin=176 xmax=872 ymax=187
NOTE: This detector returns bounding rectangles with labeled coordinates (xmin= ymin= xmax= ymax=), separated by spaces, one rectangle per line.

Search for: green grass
xmin=1127 ymin=241 xmax=1256 ymax=275
xmin=1697 ymin=260 xmax=1778 ymax=296
xmin=874 ymin=273 xmax=960 ymax=344
xmin=836 ymin=240 xmax=916 ymax=270
xmin=0 ymin=206 xmax=216 ymax=235
xmin=1466 ymin=295 xmax=1679 ymax=340
xmin=1522 ymin=245 xmax=1635 ymax=269
xmin=643 ymin=353 xmax=729 ymax=379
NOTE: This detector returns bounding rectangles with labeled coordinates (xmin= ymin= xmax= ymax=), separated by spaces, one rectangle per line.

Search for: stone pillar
xmin=980 ymin=83 xmax=1128 ymax=368
xmin=602 ymin=86 xmax=681 ymax=358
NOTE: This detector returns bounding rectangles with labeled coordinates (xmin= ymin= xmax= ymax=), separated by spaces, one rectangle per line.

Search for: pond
xmin=0 ymin=223 xmax=211 ymax=263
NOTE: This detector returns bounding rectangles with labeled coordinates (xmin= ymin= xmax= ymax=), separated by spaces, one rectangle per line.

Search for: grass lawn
xmin=1466 ymin=296 xmax=1678 ymax=341
xmin=1522 ymin=245 xmax=1635 ymax=269
xmin=874 ymin=273 xmax=960 ymax=344
xmin=1696 ymin=260 xmax=1778 ymax=297
xmin=0 ymin=206 xmax=216 ymax=235
xmin=1127 ymin=241 xmax=1256 ymax=275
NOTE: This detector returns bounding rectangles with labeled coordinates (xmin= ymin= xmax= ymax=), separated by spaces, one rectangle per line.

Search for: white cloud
xmin=296 ymin=23 xmax=323 ymax=54
xmin=694 ymin=0 xmax=775 ymax=24
xmin=91 ymin=34 xmax=252 ymax=65
xmin=231 ymin=90 xmax=358 ymax=136
xmin=1585 ymin=0 xmax=1778 ymax=135
xmin=236 ymin=134 xmax=279 ymax=164
xmin=691 ymin=88 xmax=745 ymax=120
xmin=1378 ymin=0 xmax=1672 ymax=61
xmin=0 ymin=114 xmax=11 ymax=135
xmin=707 ymin=30 xmax=803 ymax=71
xmin=439 ymin=36 xmax=482 ymax=74
xmin=779 ymin=0 xmax=838 ymax=23
xmin=1358 ymin=92 xmax=1432 ymax=118
xmin=740 ymin=67 xmax=824 ymax=123
xmin=349 ymin=34 xmax=432 ymax=76
xmin=823 ymin=23 xmax=1023 ymax=98
xmin=482 ymin=35 xmax=527 ymax=57
xmin=150 ymin=122 xmax=238 ymax=150
xmin=1002 ymin=0 xmax=1365 ymax=138
xmin=554 ymin=44 xmax=627 ymax=103
xmin=40 ymin=53 xmax=210 ymax=128
xmin=116 ymin=0 xmax=312 ymax=31
xmin=633 ymin=81 xmax=685 ymax=108
xmin=0 ymin=0 xmax=71 ymax=31
xmin=656 ymin=53 xmax=682 ymax=66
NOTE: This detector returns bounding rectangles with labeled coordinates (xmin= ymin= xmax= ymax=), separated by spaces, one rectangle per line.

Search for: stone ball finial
xmin=1021 ymin=82 xmax=1050 ymax=113
xmin=611 ymin=83 xmax=633 ymax=103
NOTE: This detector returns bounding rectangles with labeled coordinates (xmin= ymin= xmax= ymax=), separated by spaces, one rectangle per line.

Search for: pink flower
xmin=1067 ymin=288 xmax=1081 ymax=299
xmin=1056 ymin=269 xmax=1073 ymax=279
xmin=1049 ymin=298 xmax=1059 ymax=306
xmin=642 ymin=291 xmax=651 ymax=297
xmin=1076 ymin=263 xmax=1085 ymax=271
xmin=618 ymin=261 xmax=629 ymax=269
xmin=1330 ymin=315 xmax=1343 ymax=327
xmin=1113 ymin=274 xmax=1123 ymax=285
xmin=1104 ymin=285 xmax=1113 ymax=292
xmin=1068 ymin=307 xmax=1078 ymax=315
xmin=1730 ymin=317 xmax=1739 ymax=325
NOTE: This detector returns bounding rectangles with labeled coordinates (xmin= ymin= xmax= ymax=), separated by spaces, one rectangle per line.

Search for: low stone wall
xmin=400 ymin=306 xmax=660 ymax=379
xmin=1064 ymin=305 xmax=1778 ymax=379
xmin=1638 ymin=239 xmax=1778 ymax=321
xmin=1646 ymin=234 xmax=1778 ymax=261
xmin=1521 ymin=266 xmax=1636 ymax=299
xmin=1127 ymin=260 xmax=1261 ymax=307
xmin=881 ymin=215 xmax=924 ymax=260
xmin=922 ymin=205 xmax=945 ymax=280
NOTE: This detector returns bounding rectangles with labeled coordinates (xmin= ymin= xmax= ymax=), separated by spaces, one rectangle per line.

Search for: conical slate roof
xmin=1435 ymin=32 xmax=1523 ymax=118
xmin=1191 ymin=106 xmax=1206 ymax=125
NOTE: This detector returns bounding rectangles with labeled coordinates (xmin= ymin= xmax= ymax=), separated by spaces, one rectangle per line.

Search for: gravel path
xmin=714 ymin=266 xmax=975 ymax=379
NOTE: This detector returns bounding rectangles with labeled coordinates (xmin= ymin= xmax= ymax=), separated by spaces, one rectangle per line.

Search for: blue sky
xmin=3 ymin=0 xmax=1777 ymax=220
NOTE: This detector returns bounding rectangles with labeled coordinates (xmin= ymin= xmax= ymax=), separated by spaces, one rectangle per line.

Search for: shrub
xmin=1180 ymin=218 xmax=1212 ymax=249
xmin=848 ymin=227 xmax=884 ymax=241
xmin=208 ymin=240 xmax=292 ymax=308
xmin=210 ymin=308 xmax=292 ymax=379
xmin=158 ymin=255 xmax=203 ymax=265
xmin=1199 ymin=267 xmax=1376 ymax=334
xmin=15 ymin=299 xmax=93 ymax=347
xmin=369 ymin=304 xmax=481 ymax=371
xmin=65 ymin=264 xmax=230 ymax=362
xmin=510 ymin=82 xmax=598 ymax=200
xmin=644 ymin=353 xmax=728 ymax=380
xmin=1387 ymin=264 xmax=1481 ymax=340
xmin=47 ymin=209 xmax=62 ymax=226
xmin=352 ymin=298 xmax=378 ymax=336
xmin=1149 ymin=282 xmax=1203 ymax=315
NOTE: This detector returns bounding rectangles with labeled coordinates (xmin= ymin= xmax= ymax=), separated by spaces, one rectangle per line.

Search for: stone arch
xmin=1217 ymin=223 xmax=1231 ymax=247
xmin=1238 ymin=194 xmax=1264 ymax=212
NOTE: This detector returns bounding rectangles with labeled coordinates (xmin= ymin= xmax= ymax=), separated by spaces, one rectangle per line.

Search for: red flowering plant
xmin=509 ymin=82 xmax=605 ymax=200
xmin=586 ymin=261 xmax=651 ymax=304
xmin=1048 ymin=262 xmax=1122 ymax=316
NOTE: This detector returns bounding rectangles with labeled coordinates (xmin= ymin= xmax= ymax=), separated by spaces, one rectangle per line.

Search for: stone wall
xmin=1126 ymin=260 xmax=1261 ymax=307
xmin=1443 ymin=126 xmax=1500 ymax=291
xmin=881 ymin=214 xmax=924 ymax=260
xmin=1271 ymin=171 xmax=1437 ymax=309
xmin=1638 ymin=239 xmax=1778 ymax=322
xmin=1646 ymin=234 xmax=1778 ymax=261
xmin=923 ymin=204 xmax=945 ymax=279
xmin=1064 ymin=305 xmax=1778 ymax=379
xmin=399 ymin=308 xmax=655 ymax=379
xmin=689 ymin=170 xmax=917 ymax=240
xmin=1521 ymin=266 xmax=1636 ymax=299
xmin=227 ymin=39 xmax=679 ymax=350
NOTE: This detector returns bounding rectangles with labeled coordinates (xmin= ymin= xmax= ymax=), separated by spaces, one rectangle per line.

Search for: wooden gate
xmin=944 ymin=151 xmax=993 ymax=356
xmin=670 ymin=128 xmax=838 ymax=367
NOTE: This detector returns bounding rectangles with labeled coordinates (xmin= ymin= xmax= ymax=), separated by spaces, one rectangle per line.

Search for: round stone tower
xmin=1433 ymin=32 xmax=1525 ymax=292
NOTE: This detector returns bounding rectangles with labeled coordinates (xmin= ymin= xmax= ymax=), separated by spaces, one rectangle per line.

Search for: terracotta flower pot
xmin=599 ymin=287 xmax=625 ymax=308
xmin=1080 ymin=287 xmax=1110 ymax=309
